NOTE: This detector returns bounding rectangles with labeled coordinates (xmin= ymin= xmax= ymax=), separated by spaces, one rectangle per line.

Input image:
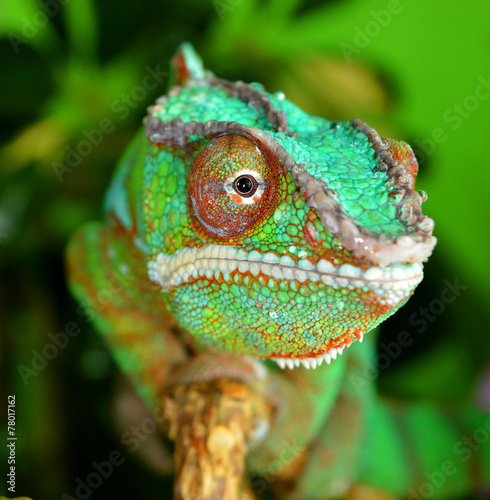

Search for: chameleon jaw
xmin=270 ymin=344 xmax=351 ymax=370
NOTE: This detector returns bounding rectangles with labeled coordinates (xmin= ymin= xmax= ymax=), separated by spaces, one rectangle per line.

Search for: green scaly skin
xmin=67 ymin=44 xmax=490 ymax=498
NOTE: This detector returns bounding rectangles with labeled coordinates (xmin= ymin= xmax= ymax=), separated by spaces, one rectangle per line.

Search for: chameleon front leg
xmin=67 ymin=220 xmax=188 ymax=406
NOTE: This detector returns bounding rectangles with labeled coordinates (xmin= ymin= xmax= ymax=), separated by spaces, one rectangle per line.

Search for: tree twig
xmin=165 ymin=378 xmax=270 ymax=500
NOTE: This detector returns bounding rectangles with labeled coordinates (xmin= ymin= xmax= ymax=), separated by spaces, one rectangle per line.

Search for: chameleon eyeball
xmin=189 ymin=133 xmax=280 ymax=239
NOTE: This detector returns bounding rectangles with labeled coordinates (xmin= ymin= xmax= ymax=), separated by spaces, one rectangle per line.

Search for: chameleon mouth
xmin=148 ymin=244 xmax=423 ymax=307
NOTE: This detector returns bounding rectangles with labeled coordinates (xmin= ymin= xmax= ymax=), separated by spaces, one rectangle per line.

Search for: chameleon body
xmin=67 ymin=45 xmax=489 ymax=498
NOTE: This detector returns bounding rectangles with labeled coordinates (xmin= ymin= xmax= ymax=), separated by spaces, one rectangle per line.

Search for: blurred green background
xmin=1 ymin=0 xmax=489 ymax=498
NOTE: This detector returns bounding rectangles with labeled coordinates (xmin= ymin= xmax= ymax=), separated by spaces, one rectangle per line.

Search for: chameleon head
xmin=144 ymin=44 xmax=436 ymax=368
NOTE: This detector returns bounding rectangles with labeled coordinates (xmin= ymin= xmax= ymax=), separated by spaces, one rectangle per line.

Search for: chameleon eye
xmin=189 ymin=133 xmax=280 ymax=239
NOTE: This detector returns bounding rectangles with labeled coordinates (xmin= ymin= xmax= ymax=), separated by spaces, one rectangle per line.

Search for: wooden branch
xmin=165 ymin=379 xmax=270 ymax=500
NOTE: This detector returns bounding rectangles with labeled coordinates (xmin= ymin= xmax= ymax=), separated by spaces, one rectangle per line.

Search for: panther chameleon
xmin=67 ymin=44 xmax=489 ymax=499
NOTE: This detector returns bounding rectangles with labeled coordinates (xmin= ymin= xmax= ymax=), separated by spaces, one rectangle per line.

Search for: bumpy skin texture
xmin=67 ymin=45 xmax=490 ymax=499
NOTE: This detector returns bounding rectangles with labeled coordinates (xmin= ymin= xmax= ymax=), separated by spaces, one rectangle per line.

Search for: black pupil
xmin=236 ymin=177 xmax=252 ymax=193
xmin=234 ymin=175 xmax=257 ymax=197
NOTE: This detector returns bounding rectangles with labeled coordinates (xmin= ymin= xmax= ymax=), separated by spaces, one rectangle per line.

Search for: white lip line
xmin=148 ymin=244 xmax=423 ymax=293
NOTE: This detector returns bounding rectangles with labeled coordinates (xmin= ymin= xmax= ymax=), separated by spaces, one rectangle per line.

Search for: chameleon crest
xmin=106 ymin=44 xmax=436 ymax=368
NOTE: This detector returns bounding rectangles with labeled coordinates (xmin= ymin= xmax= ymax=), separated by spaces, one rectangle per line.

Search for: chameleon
xmin=67 ymin=44 xmax=490 ymax=499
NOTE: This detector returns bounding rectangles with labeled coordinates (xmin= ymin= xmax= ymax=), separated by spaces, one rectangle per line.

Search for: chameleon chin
xmin=67 ymin=44 xmax=486 ymax=499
